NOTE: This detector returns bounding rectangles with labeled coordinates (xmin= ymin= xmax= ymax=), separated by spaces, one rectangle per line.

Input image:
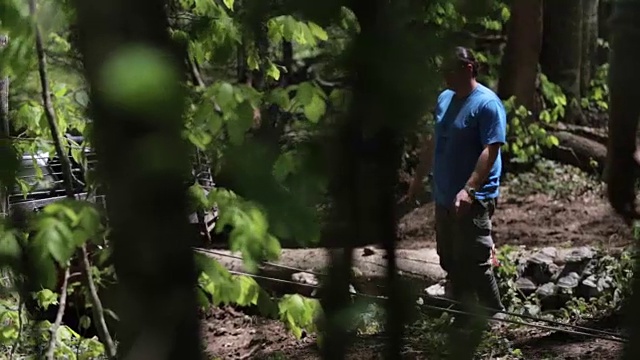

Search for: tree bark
xmin=0 ymin=35 xmax=9 ymax=137
xmin=72 ymin=0 xmax=203 ymax=358
xmin=541 ymin=0 xmax=584 ymax=123
xmin=581 ymin=0 xmax=600 ymax=97
xmin=0 ymin=34 xmax=10 ymax=216
xmin=498 ymin=0 xmax=543 ymax=112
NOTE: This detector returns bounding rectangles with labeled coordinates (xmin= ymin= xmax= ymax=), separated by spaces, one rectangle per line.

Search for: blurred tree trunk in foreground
xmin=72 ymin=0 xmax=203 ymax=358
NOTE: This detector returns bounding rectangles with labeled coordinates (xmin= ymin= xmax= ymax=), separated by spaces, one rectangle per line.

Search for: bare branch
xmin=45 ymin=267 xmax=70 ymax=360
xmin=81 ymin=244 xmax=117 ymax=358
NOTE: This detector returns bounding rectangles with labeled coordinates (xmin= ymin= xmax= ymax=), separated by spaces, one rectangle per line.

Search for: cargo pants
xmin=435 ymin=198 xmax=504 ymax=315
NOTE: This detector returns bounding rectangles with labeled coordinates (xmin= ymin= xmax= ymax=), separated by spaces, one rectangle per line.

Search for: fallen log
xmin=197 ymin=247 xmax=447 ymax=297
xmin=551 ymin=122 xmax=608 ymax=145
xmin=544 ymin=130 xmax=607 ymax=175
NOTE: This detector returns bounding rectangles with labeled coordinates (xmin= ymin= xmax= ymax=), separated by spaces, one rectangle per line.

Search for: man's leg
xmin=462 ymin=198 xmax=504 ymax=313
xmin=435 ymin=205 xmax=458 ymax=299
xmin=447 ymin=199 xmax=503 ymax=359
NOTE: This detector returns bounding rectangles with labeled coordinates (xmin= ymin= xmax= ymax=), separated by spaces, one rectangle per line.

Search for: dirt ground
xmin=397 ymin=181 xmax=632 ymax=250
xmin=203 ymin=164 xmax=633 ymax=360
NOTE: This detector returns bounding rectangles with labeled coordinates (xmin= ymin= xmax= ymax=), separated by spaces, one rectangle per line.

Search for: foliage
xmin=581 ymin=63 xmax=610 ymax=112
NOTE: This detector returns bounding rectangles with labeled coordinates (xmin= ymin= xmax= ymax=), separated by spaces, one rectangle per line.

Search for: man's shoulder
xmin=437 ymin=89 xmax=455 ymax=103
xmin=474 ymin=84 xmax=501 ymax=102
xmin=473 ymin=85 xmax=505 ymax=111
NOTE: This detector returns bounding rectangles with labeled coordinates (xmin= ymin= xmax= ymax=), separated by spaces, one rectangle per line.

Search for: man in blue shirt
xmin=407 ymin=47 xmax=507 ymax=320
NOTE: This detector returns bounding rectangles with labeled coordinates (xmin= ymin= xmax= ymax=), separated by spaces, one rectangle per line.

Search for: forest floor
xmin=202 ymin=160 xmax=632 ymax=360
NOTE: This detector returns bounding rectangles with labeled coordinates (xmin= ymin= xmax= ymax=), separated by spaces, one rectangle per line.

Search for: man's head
xmin=441 ymin=46 xmax=478 ymax=91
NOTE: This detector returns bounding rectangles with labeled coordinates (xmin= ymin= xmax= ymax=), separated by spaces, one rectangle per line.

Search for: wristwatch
xmin=464 ymin=185 xmax=476 ymax=199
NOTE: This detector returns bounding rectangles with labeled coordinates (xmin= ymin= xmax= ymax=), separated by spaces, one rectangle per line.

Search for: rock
xmin=515 ymin=277 xmax=537 ymax=295
xmin=425 ymin=283 xmax=446 ymax=297
xmin=536 ymin=282 xmax=560 ymax=310
xmin=540 ymin=247 xmax=558 ymax=259
xmin=524 ymin=249 xmax=561 ymax=284
xmin=579 ymin=275 xmax=600 ymax=299
xmin=564 ymin=246 xmax=596 ymax=263
xmin=579 ymin=274 xmax=614 ymax=299
xmin=524 ymin=304 xmax=541 ymax=316
xmin=536 ymin=282 xmax=557 ymax=298
xmin=559 ymin=247 xmax=597 ymax=277
xmin=557 ymin=272 xmax=581 ymax=295
xmin=291 ymin=272 xmax=319 ymax=286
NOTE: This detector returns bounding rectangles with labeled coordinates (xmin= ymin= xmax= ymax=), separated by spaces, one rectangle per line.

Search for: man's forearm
xmin=466 ymin=145 xmax=499 ymax=189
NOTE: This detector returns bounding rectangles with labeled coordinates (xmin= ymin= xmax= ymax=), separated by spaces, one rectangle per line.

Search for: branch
xmin=45 ymin=267 xmax=70 ymax=360
xmin=31 ymin=2 xmax=117 ymax=357
xmin=29 ymin=0 xmax=75 ymax=198
xmin=81 ymin=245 xmax=117 ymax=358
xmin=9 ymin=298 xmax=23 ymax=360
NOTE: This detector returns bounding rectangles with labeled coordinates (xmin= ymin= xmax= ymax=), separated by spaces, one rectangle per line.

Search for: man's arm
xmin=465 ymin=100 xmax=506 ymax=190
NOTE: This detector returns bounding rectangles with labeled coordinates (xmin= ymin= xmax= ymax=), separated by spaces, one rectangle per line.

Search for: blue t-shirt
xmin=431 ymin=83 xmax=507 ymax=208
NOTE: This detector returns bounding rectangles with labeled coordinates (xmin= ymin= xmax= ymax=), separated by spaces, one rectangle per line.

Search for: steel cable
xmin=225 ymin=269 xmax=628 ymax=344
xmin=197 ymin=247 xmax=628 ymax=342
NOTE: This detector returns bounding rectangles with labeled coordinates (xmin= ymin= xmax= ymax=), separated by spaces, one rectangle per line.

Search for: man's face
xmin=441 ymin=58 xmax=473 ymax=89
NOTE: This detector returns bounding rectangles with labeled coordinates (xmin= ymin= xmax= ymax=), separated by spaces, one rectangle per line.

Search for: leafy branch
xmin=29 ymin=0 xmax=116 ymax=357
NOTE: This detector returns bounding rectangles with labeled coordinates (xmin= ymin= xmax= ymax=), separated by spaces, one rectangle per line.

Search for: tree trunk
xmin=72 ymin=0 xmax=203 ymax=358
xmin=597 ymin=0 xmax=612 ymax=66
xmin=581 ymin=0 xmax=600 ymax=97
xmin=541 ymin=0 xmax=584 ymax=123
xmin=498 ymin=0 xmax=543 ymax=113
xmin=0 ymin=34 xmax=9 ymax=216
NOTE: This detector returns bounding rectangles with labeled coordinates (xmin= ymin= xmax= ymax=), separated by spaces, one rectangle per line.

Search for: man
xmin=407 ymin=46 xmax=507 ymax=319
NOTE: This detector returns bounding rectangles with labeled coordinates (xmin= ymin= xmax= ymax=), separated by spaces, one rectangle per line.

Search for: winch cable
xmin=225 ymin=269 xmax=628 ymax=344
xmin=195 ymin=247 xmax=626 ymax=340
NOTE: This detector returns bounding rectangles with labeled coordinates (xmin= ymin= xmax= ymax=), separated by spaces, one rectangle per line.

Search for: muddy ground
xmin=203 ymin=163 xmax=633 ymax=360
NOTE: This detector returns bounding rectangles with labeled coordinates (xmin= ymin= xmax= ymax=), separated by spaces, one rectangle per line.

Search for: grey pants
xmin=435 ymin=198 xmax=504 ymax=313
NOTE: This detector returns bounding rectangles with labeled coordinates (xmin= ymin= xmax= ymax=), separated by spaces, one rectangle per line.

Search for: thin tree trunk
xmin=498 ymin=0 xmax=543 ymax=112
xmin=73 ymin=0 xmax=203 ymax=358
xmin=581 ymin=0 xmax=599 ymax=97
xmin=0 ymin=34 xmax=10 ymax=216
xmin=541 ymin=0 xmax=584 ymax=123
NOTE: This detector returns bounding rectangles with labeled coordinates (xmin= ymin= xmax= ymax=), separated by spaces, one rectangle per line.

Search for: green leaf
xmin=187 ymin=131 xmax=212 ymax=150
xmin=208 ymin=112 xmax=224 ymax=135
xmin=226 ymin=101 xmax=255 ymax=145
xmin=222 ymin=0 xmax=234 ymax=10
xmin=273 ymin=151 xmax=297 ymax=182
xmin=247 ymin=53 xmax=259 ymax=71
xmin=34 ymin=217 xmax=75 ymax=265
xmin=34 ymin=289 xmax=59 ymax=311
xmin=296 ymin=82 xmax=315 ymax=106
xmin=304 ymin=95 xmax=326 ymax=123
xmin=266 ymin=61 xmax=281 ymax=81
xmin=216 ymin=82 xmax=236 ymax=111
xmin=235 ymin=275 xmax=260 ymax=306
xmin=547 ymin=135 xmax=560 ymax=147
xmin=0 ymin=229 xmax=22 ymax=266
xmin=278 ymin=294 xmax=320 ymax=339
xmin=307 ymin=22 xmax=328 ymax=41
xmin=267 ymin=88 xmax=291 ymax=109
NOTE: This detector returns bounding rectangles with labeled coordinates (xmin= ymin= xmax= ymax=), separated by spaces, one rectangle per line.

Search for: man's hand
xmin=454 ymin=188 xmax=474 ymax=216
